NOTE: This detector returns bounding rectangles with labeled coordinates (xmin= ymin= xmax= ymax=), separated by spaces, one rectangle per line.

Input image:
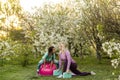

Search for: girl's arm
xmin=50 ymin=60 xmax=53 ymax=68
xmin=58 ymin=53 xmax=62 ymax=70
xmin=50 ymin=53 xmax=55 ymax=67
xmin=42 ymin=52 xmax=48 ymax=68
xmin=37 ymin=52 xmax=48 ymax=70
xmin=53 ymin=53 xmax=56 ymax=62
xmin=42 ymin=52 xmax=48 ymax=61
xmin=38 ymin=52 xmax=47 ymax=64
xmin=66 ymin=50 xmax=72 ymax=72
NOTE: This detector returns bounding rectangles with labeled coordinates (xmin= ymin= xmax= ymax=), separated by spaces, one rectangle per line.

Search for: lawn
xmin=0 ymin=57 xmax=120 ymax=80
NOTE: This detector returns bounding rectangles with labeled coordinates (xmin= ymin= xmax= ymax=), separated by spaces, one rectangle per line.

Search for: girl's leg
xmin=37 ymin=60 xmax=43 ymax=71
xmin=62 ymin=61 xmax=67 ymax=73
xmin=37 ymin=63 xmax=42 ymax=70
xmin=70 ymin=63 xmax=91 ymax=76
xmin=57 ymin=61 xmax=67 ymax=78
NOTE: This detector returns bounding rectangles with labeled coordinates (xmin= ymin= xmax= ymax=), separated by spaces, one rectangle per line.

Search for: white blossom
xmin=102 ymin=42 xmax=120 ymax=69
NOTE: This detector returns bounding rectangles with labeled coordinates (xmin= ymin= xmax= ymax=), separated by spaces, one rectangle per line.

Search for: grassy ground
xmin=0 ymin=57 xmax=120 ymax=80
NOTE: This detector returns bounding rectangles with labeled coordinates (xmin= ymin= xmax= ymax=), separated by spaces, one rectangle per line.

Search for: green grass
xmin=0 ymin=57 xmax=120 ymax=80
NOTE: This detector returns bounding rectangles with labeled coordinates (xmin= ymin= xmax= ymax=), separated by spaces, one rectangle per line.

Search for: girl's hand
xmin=50 ymin=61 xmax=53 ymax=69
xmin=58 ymin=68 xmax=61 ymax=71
xmin=43 ymin=65 xmax=46 ymax=69
xmin=66 ymin=69 xmax=70 ymax=73
xmin=43 ymin=59 xmax=46 ymax=69
xmin=43 ymin=59 xmax=46 ymax=64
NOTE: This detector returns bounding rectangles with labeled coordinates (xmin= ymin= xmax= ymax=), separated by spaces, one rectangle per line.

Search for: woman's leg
xmin=37 ymin=63 xmax=42 ymax=70
xmin=37 ymin=60 xmax=44 ymax=71
xmin=62 ymin=61 xmax=68 ymax=73
xmin=57 ymin=61 xmax=67 ymax=78
xmin=70 ymin=63 xmax=91 ymax=76
xmin=62 ymin=60 xmax=91 ymax=76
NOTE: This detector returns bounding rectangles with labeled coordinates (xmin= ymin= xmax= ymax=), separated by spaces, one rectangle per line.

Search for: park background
xmin=0 ymin=0 xmax=120 ymax=80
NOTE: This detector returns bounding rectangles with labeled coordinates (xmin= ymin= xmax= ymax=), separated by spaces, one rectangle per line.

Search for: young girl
xmin=37 ymin=46 xmax=58 ymax=73
xmin=57 ymin=42 xmax=95 ymax=78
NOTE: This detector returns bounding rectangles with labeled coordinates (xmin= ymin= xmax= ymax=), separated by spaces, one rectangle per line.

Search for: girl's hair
xmin=48 ymin=46 xmax=54 ymax=55
xmin=59 ymin=42 xmax=68 ymax=48
xmin=59 ymin=42 xmax=68 ymax=53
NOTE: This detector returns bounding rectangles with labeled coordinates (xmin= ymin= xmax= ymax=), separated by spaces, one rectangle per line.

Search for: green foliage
xmin=9 ymin=29 xmax=25 ymax=41
xmin=10 ymin=42 xmax=33 ymax=66
xmin=17 ymin=45 xmax=31 ymax=67
xmin=0 ymin=40 xmax=34 ymax=66
xmin=79 ymin=0 xmax=120 ymax=60
xmin=0 ymin=41 xmax=15 ymax=64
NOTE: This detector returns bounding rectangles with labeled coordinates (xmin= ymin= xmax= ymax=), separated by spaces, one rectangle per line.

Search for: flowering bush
xmin=0 ymin=41 xmax=15 ymax=61
xmin=102 ymin=41 xmax=120 ymax=69
xmin=0 ymin=40 xmax=32 ymax=66
xmin=102 ymin=41 xmax=120 ymax=79
xmin=22 ymin=1 xmax=85 ymax=56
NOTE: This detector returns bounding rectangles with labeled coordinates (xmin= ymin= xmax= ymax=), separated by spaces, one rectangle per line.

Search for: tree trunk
xmin=79 ymin=43 xmax=83 ymax=59
xmin=95 ymin=36 xmax=102 ymax=62
xmin=33 ymin=46 xmax=39 ymax=58
xmin=73 ymin=47 xmax=79 ymax=57
xmin=92 ymin=27 xmax=102 ymax=61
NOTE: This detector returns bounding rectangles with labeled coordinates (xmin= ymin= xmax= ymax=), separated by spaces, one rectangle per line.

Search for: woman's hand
xmin=58 ymin=68 xmax=61 ymax=71
xmin=50 ymin=61 xmax=53 ymax=69
xmin=66 ymin=69 xmax=70 ymax=73
xmin=43 ymin=59 xmax=46 ymax=68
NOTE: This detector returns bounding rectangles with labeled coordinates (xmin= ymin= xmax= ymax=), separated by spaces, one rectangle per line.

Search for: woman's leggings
xmin=63 ymin=60 xmax=91 ymax=76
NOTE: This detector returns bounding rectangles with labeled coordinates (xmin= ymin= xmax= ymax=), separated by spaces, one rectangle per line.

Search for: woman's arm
xmin=50 ymin=61 xmax=53 ymax=68
xmin=38 ymin=52 xmax=48 ymax=64
xmin=52 ymin=54 xmax=55 ymax=62
xmin=37 ymin=52 xmax=48 ymax=70
xmin=58 ymin=53 xmax=62 ymax=70
xmin=42 ymin=52 xmax=48 ymax=60
xmin=50 ymin=53 xmax=55 ymax=68
xmin=41 ymin=52 xmax=48 ymax=67
xmin=66 ymin=50 xmax=72 ymax=72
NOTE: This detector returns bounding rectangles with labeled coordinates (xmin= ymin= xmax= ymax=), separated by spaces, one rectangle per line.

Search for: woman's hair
xmin=59 ymin=42 xmax=68 ymax=53
xmin=59 ymin=42 xmax=68 ymax=49
xmin=48 ymin=46 xmax=54 ymax=55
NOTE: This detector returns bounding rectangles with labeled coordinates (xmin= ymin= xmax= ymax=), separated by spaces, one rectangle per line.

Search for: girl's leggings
xmin=63 ymin=60 xmax=91 ymax=76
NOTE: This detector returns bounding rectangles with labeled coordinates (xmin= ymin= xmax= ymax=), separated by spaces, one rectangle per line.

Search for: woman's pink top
xmin=59 ymin=50 xmax=76 ymax=70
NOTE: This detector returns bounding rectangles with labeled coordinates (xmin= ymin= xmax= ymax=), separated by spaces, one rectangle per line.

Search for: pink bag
xmin=38 ymin=63 xmax=57 ymax=76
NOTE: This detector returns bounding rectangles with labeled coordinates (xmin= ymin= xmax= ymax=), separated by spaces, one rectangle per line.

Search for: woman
xmin=37 ymin=46 xmax=58 ymax=73
xmin=57 ymin=42 xmax=95 ymax=78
